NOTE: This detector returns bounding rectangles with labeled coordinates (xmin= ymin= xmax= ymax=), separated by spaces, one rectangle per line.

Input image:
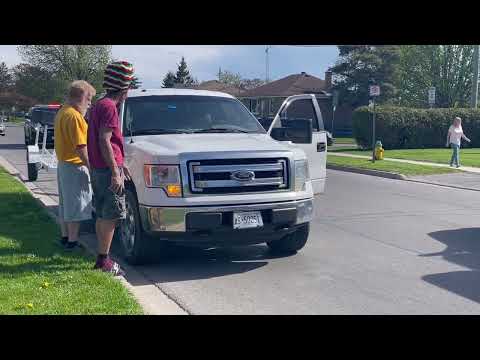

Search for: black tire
xmin=116 ymin=188 xmax=156 ymax=265
xmin=267 ymin=223 xmax=310 ymax=254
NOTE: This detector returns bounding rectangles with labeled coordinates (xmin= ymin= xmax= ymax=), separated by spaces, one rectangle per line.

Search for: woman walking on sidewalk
xmin=446 ymin=117 xmax=471 ymax=168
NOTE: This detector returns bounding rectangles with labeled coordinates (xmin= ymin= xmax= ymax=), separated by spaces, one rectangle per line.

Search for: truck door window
xmin=283 ymin=99 xmax=321 ymax=131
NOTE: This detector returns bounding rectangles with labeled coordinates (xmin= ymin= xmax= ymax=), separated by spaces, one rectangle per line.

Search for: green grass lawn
xmin=327 ymin=154 xmax=461 ymax=176
xmin=330 ymin=147 xmax=480 ymax=168
xmin=0 ymin=167 xmax=143 ymax=315
xmin=6 ymin=117 xmax=25 ymax=124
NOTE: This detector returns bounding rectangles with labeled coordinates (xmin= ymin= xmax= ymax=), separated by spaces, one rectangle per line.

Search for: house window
xmin=270 ymin=98 xmax=284 ymax=116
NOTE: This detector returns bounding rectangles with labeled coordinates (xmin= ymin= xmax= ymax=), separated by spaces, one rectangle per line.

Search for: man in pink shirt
xmin=88 ymin=61 xmax=134 ymax=275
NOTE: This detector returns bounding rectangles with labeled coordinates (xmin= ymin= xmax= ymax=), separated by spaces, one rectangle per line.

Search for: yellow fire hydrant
xmin=375 ymin=141 xmax=384 ymax=160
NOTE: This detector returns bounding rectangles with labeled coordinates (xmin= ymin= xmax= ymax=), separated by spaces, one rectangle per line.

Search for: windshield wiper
xmin=131 ymin=128 xmax=192 ymax=135
xmin=192 ymin=128 xmax=252 ymax=134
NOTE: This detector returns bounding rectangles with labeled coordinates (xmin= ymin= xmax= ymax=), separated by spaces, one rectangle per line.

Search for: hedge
xmin=353 ymin=106 xmax=480 ymax=149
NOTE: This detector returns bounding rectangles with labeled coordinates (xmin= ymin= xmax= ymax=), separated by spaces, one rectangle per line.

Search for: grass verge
xmin=330 ymin=148 xmax=480 ymax=168
xmin=327 ymin=154 xmax=461 ymax=177
xmin=0 ymin=166 xmax=143 ymax=315
xmin=6 ymin=117 xmax=24 ymax=124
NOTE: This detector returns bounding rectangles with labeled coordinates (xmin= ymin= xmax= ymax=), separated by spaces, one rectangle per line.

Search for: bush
xmin=353 ymin=106 xmax=480 ymax=149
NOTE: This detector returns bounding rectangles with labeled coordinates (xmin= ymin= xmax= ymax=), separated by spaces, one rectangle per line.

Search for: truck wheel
xmin=267 ymin=223 xmax=310 ymax=254
xmin=26 ymin=152 xmax=39 ymax=181
xmin=117 ymin=188 xmax=154 ymax=265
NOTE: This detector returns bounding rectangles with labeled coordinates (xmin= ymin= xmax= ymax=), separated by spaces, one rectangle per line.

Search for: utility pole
xmin=265 ymin=45 xmax=272 ymax=83
xmin=471 ymin=45 xmax=480 ymax=108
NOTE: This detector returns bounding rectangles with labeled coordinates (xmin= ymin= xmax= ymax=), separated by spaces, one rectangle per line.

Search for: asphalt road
xmin=2 ymin=123 xmax=480 ymax=314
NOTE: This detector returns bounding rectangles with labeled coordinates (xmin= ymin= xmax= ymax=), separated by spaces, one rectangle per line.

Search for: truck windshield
xmin=32 ymin=108 xmax=58 ymax=126
xmin=123 ymin=96 xmax=266 ymax=135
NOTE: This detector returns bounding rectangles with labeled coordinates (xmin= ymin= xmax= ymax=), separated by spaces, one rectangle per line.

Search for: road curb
xmin=327 ymin=164 xmax=406 ymax=180
xmin=401 ymin=178 xmax=480 ymax=192
xmin=327 ymin=163 xmax=480 ymax=192
xmin=0 ymin=155 xmax=188 ymax=315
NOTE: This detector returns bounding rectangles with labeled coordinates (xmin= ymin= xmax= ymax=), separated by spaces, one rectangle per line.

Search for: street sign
xmin=369 ymin=85 xmax=380 ymax=97
xmin=428 ymin=87 xmax=436 ymax=105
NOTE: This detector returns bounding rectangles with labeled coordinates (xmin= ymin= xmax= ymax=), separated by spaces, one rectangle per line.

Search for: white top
xmin=448 ymin=125 xmax=464 ymax=146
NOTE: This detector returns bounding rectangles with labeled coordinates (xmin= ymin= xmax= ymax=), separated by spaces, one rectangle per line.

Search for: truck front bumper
xmin=139 ymin=198 xmax=314 ymax=234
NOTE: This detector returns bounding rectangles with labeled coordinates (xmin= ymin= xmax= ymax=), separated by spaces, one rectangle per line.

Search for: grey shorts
xmin=91 ymin=168 xmax=126 ymax=220
xmin=57 ymin=161 xmax=93 ymax=222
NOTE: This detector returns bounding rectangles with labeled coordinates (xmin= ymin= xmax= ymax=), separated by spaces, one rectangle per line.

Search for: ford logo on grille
xmin=231 ymin=170 xmax=255 ymax=181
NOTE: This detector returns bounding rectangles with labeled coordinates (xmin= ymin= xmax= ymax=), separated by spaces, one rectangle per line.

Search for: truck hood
xmin=128 ymin=133 xmax=292 ymax=156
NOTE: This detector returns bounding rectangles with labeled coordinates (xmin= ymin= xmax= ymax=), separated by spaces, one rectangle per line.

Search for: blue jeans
xmin=450 ymin=143 xmax=460 ymax=167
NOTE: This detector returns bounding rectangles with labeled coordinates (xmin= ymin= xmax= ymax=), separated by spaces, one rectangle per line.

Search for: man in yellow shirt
xmin=54 ymin=80 xmax=96 ymax=250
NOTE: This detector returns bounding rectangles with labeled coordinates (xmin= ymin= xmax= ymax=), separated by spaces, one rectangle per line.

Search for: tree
xmin=397 ymin=45 xmax=474 ymax=108
xmin=218 ymin=69 xmax=242 ymax=87
xmin=130 ymin=76 xmax=142 ymax=89
xmin=17 ymin=45 xmax=112 ymax=94
xmin=240 ymin=78 xmax=265 ymax=90
xmin=174 ymin=57 xmax=194 ymax=85
xmin=330 ymin=45 xmax=401 ymax=107
xmin=162 ymin=71 xmax=176 ymax=88
xmin=13 ymin=63 xmax=65 ymax=103
xmin=0 ymin=62 xmax=13 ymax=92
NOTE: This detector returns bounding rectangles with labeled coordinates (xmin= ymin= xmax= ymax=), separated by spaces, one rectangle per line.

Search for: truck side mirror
xmin=271 ymin=118 xmax=312 ymax=144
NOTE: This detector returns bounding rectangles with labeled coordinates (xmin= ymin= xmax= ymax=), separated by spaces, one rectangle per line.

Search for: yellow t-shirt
xmin=54 ymin=105 xmax=88 ymax=165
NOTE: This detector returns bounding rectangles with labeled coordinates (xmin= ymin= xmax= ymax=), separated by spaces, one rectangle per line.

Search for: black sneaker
xmin=64 ymin=241 xmax=83 ymax=251
xmin=56 ymin=237 xmax=68 ymax=247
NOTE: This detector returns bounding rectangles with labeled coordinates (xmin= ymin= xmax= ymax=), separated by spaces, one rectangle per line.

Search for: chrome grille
xmin=188 ymin=158 xmax=288 ymax=194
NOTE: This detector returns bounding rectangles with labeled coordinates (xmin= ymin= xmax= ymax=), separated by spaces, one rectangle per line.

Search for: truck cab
xmin=24 ymin=104 xmax=61 ymax=148
xmin=116 ymin=89 xmax=327 ymax=265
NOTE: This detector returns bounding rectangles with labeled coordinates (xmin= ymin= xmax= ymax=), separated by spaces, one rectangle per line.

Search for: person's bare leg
xmin=66 ymin=222 xmax=81 ymax=242
xmin=97 ymin=218 xmax=117 ymax=255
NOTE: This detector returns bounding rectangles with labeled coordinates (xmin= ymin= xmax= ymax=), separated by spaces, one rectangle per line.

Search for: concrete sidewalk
xmin=330 ymin=152 xmax=480 ymax=174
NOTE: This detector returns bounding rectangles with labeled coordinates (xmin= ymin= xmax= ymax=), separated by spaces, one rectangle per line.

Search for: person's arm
xmin=446 ymin=127 xmax=451 ymax=146
xmin=75 ymin=145 xmax=90 ymax=170
xmin=462 ymin=132 xmax=471 ymax=142
xmin=99 ymin=127 xmax=123 ymax=194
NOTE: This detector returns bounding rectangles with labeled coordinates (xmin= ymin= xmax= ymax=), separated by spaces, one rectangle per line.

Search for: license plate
xmin=233 ymin=211 xmax=264 ymax=229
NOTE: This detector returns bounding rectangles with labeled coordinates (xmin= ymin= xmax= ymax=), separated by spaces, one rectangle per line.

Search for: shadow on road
xmin=120 ymin=244 xmax=295 ymax=285
xmin=422 ymin=227 xmax=480 ymax=303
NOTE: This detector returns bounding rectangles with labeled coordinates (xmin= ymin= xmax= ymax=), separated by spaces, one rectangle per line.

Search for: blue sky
xmin=0 ymin=45 xmax=339 ymax=88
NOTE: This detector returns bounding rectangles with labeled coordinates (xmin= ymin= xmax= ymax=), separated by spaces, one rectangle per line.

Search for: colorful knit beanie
xmin=103 ymin=61 xmax=134 ymax=91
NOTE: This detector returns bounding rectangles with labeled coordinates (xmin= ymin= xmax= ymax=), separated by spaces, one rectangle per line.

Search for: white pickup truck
xmin=115 ymin=89 xmax=327 ymax=264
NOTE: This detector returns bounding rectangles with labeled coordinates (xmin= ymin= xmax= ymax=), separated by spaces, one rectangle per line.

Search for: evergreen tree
xmin=130 ymin=76 xmax=142 ymax=89
xmin=162 ymin=71 xmax=176 ymax=88
xmin=174 ymin=57 xmax=194 ymax=85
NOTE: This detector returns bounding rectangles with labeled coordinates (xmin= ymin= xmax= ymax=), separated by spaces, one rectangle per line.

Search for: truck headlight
xmin=294 ymin=159 xmax=310 ymax=192
xmin=144 ymin=165 xmax=182 ymax=197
